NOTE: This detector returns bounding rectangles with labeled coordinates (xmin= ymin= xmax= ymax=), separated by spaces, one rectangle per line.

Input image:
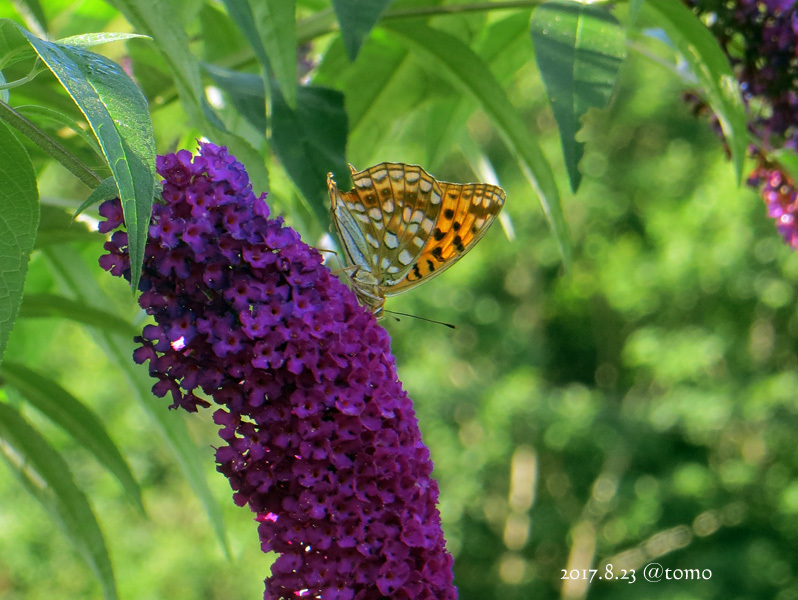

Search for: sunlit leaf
xmin=385 ymin=22 xmax=571 ymax=266
xmin=17 ymin=25 xmax=156 ymax=291
xmin=2 ymin=361 xmax=144 ymax=513
xmin=644 ymin=0 xmax=746 ymax=184
xmin=0 ymin=401 xmax=119 ymax=600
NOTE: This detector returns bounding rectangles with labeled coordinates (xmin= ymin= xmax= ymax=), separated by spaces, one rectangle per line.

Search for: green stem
xmin=385 ymin=0 xmax=543 ymax=19
xmin=0 ymin=100 xmax=102 ymax=188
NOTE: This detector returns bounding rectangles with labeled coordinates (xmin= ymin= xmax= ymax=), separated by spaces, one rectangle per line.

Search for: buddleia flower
xmin=99 ymin=142 xmax=457 ymax=600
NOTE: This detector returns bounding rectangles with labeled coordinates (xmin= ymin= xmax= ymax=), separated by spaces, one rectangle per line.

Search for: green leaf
xmin=107 ymin=0 xmax=210 ymax=124
xmin=426 ymin=12 xmax=534 ymax=168
xmin=221 ymin=0 xmax=271 ymax=74
xmin=1 ymin=361 xmax=144 ymax=514
xmin=644 ymin=0 xmax=746 ymax=184
xmin=0 ymin=118 xmax=38 ymax=369
xmin=313 ymin=33 xmax=409 ymax=140
xmin=15 ymin=104 xmax=103 ymax=155
xmin=42 ymin=246 xmax=232 ymax=560
xmin=17 ymin=25 xmax=156 ymax=291
xmin=73 ymin=176 xmax=119 ymax=219
xmin=56 ymin=32 xmax=151 ymax=48
xmin=252 ymin=0 xmax=297 ymax=109
xmin=14 ymin=0 xmax=48 ymax=34
xmin=0 ymin=401 xmax=118 ymax=600
xmin=331 ymin=0 xmax=393 ymax=61
xmin=629 ymin=0 xmax=645 ymax=26
xmin=531 ymin=1 xmax=626 ymax=192
xmin=271 ymin=84 xmax=349 ymax=228
xmin=35 ymin=204 xmax=102 ymax=248
xmin=203 ymin=64 xmax=267 ymax=132
xmin=19 ymin=293 xmax=139 ymax=336
xmin=384 ymin=22 xmax=571 ymax=266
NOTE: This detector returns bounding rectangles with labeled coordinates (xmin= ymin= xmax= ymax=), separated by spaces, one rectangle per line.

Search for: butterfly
xmin=327 ymin=162 xmax=505 ymax=317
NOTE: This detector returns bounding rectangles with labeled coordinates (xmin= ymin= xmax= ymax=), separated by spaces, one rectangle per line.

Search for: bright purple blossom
xmin=98 ymin=142 xmax=456 ymax=599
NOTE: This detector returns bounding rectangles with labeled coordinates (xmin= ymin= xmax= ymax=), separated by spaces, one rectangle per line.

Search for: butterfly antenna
xmin=384 ymin=310 xmax=456 ymax=329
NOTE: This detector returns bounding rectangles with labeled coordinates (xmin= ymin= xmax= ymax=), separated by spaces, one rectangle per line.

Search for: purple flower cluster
xmin=748 ymin=163 xmax=798 ymax=247
xmin=686 ymin=0 xmax=798 ymax=148
xmin=98 ymin=142 xmax=456 ymax=599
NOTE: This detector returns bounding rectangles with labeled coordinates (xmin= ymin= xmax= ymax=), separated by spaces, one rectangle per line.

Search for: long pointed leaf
xmin=384 ymin=22 xmax=571 ymax=265
xmin=0 ymin=118 xmax=38 ymax=368
xmin=2 ymin=361 xmax=145 ymax=514
xmin=17 ymin=25 xmax=156 ymax=291
xmin=19 ymin=292 xmax=139 ymax=335
xmin=644 ymin=0 xmax=746 ymax=184
xmin=0 ymin=401 xmax=118 ymax=600
xmin=252 ymin=0 xmax=297 ymax=109
xmin=531 ymin=0 xmax=626 ymax=192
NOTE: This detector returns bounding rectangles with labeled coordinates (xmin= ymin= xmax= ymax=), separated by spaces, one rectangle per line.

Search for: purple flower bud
xmin=98 ymin=142 xmax=457 ymax=599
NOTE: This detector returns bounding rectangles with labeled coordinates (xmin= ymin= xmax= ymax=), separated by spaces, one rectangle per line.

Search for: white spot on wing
xmin=384 ymin=232 xmax=399 ymax=249
xmin=382 ymin=199 xmax=394 ymax=213
xmin=406 ymin=170 xmax=420 ymax=183
xmin=410 ymin=210 xmax=424 ymax=224
xmin=421 ymin=218 xmax=434 ymax=234
xmin=381 ymin=257 xmax=391 ymax=269
xmin=389 ymin=169 xmax=403 ymax=180
xmin=365 ymin=233 xmax=380 ymax=248
xmin=355 ymin=178 xmax=373 ymax=189
xmin=371 ymin=169 xmax=388 ymax=182
xmin=412 ymin=236 xmax=425 ymax=248
xmin=369 ymin=207 xmax=382 ymax=220
xmin=420 ymin=178 xmax=432 ymax=192
xmin=398 ymin=250 xmax=413 ymax=265
xmin=402 ymin=207 xmax=412 ymax=222
xmin=355 ymin=212 xmax=370 ymax=224
xmin=431 ymin=192 xmax=441 ymax=205
xmin=387 ymin=266 xmax=401 ymax=274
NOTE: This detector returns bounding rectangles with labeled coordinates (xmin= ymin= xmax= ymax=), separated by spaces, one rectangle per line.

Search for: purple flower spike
xmin=98 ymin=142 xmax=457 ymax=600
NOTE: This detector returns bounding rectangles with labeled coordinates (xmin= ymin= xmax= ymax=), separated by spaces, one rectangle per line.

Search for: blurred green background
xmin=2 ymin=2 xmax=798 ymax=600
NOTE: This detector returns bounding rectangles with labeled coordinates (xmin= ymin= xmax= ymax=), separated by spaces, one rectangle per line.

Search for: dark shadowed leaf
xmin=331 ymin=0 xmax=393 ymax=61
xmin=531 ymin=1 xmax=626 ymax=192
xmin=271 ymin=84 xmax=349 ymax=228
